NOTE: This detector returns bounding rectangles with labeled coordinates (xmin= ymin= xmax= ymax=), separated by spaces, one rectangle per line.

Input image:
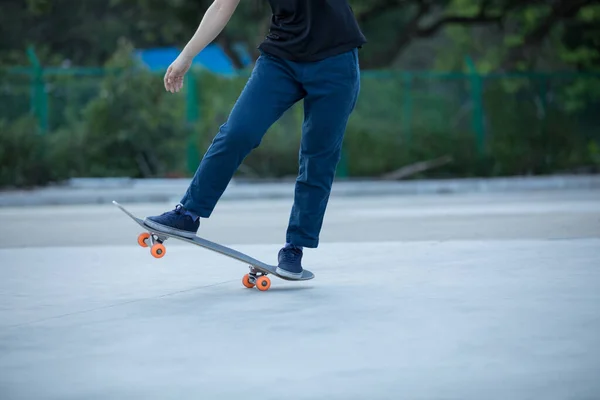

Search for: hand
xmin=163 ymin=55 xmax=193 ymax=93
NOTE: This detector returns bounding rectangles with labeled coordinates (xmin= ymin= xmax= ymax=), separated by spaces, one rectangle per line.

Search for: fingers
xmin=163 ymin=66 xmax=172 ymax=91
xmin=164 ymin=65 xmax=185 ymax=93
xmin=173 ymin=75 xmax=184 ymax=92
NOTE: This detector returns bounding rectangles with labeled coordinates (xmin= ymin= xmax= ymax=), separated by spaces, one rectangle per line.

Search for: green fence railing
xmin=2 ymin=57 xmax=600 ymax=179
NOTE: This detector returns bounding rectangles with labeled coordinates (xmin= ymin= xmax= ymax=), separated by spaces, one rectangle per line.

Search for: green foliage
xmin=2 ymin=0 xmax=600 ymax=187
xmin=0 ymin=115 xmax=52 ymax=188
xmin=0 ymin=40 xmax=192 ymax=186
xmin=2 ymin=0 xmax=600 ymax=73
xmin=484 ymin=80 xmax=590 ymax=175
xmin=185 ymin=70 xmax=599 ymax=180
xmin=54 ymin=40 xmax=190 ymax=178
xmin=1 ymin=67 xmax=599 ymax=188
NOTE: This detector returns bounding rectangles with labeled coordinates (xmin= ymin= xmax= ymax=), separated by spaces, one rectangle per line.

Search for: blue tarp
xmin=135 ymin=44 xmax=252 ymax=75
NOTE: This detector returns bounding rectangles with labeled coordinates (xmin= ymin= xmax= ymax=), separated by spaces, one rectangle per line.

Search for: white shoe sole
xmin=275 ymin=267 xmax=303 ymax=279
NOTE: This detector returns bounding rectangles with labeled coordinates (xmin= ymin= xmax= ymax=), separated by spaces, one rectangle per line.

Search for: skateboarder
xmin=145 ymin=0 xmax=366 ymax=279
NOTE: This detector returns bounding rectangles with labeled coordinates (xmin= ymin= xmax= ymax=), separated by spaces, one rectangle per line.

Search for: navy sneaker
xmin=144 ymin=204 xmax=200 ymax=239
xmin=276 ymin=244 xmax=304 ymax=279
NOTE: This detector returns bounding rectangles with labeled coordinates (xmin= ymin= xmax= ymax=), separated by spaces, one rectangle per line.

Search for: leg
xmin=287 ymin=49 xmax=360 ymax=248
xmin=145 ymin=54 xmax=304 ymax=237
xmin=277 ymin=49 xmax=360 ymax=278
xmin=182 ymin=54 xmax=304 ymax=217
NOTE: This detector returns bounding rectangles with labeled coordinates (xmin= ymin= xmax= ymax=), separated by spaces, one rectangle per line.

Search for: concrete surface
xmin=1 ymin=191 xmax=599 ymax=248
xmin=1 ymin=174 xmax=599 ymax=207
xmin=1 ymin=190 xmax=599 ymax=399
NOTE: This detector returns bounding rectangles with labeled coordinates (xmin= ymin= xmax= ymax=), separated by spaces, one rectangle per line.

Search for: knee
xmin=214 ymin=121 xmax=262 ymax=152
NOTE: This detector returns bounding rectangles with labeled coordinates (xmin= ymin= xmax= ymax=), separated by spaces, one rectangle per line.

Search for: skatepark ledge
xmin=0 ymin=174 xmax=599 ymax=207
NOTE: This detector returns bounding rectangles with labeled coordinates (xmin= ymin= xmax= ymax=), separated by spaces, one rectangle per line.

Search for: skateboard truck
xmin=244 ymin=266 xmax=271 ymax=291
xmin=137 ymin=231 xmax=167 ymax=259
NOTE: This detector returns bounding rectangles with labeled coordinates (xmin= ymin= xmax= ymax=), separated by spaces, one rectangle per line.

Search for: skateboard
xmin=113 ymin=201 xmax=314 ymax=291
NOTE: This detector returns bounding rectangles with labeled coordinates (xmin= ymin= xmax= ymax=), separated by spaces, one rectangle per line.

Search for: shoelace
xmin=281 ymin=247 xmax=302 ymax=263
xmin=160 ymin=204 xmax=185 ymax=218
xmin=173 ymin=204 xmax=198 ymax=222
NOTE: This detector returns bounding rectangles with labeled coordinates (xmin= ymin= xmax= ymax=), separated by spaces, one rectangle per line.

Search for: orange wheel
xmin=242 ymin=274 xmax=255 ymax=288
xmin=256 ymin=276 xmax=271 ymax=291
xmin=151 ymin=243 xmax=166 ymax=258
xmin=137 ymin=232 xmax=151 ymax=248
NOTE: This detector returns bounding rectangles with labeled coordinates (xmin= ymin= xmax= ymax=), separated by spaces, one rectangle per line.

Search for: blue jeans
xmin=181 ymin=48 xmax=361 ymax=248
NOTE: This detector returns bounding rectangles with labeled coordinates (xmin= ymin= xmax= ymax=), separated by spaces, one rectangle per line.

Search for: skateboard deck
xmin=113 ymin=201 xmax=314 ymax=291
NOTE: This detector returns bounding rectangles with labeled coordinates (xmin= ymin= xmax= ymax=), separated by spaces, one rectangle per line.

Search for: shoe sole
xmin=143 ymin=218 xmax=197 ymax=239
xmin=275 ymin=267 xmax=303 ymax=279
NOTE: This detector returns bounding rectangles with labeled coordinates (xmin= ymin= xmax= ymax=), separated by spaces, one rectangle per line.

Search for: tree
xmin=1 ymin=0 xmax=599 ymax=72
xmin=351 ymin=0 xmax=600 ymax=70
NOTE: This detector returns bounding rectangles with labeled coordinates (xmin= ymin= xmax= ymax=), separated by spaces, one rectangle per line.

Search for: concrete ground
xmin=1 ymin=190 xmax=599 ymax=399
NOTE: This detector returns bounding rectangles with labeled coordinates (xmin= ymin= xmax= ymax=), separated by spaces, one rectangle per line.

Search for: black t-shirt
xmin=258 ymin=0 xmax=367 ymax=62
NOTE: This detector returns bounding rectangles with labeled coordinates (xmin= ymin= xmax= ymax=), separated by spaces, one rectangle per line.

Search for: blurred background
xmin=1 ymin=0 xmax=599 ymax=188
xmin=2 ymin=3 xmax=600 ymax=398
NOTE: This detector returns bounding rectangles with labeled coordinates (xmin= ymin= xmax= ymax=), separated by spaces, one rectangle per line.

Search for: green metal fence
xmin=2 ymin=57 xmax=600 ymax=178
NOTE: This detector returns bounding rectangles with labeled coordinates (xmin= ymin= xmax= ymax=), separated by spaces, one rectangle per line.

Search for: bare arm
xmin=180 ymin=0 xmax=241 ymax=59
xmin=164 ymin=0 xmax=241 ymax=92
